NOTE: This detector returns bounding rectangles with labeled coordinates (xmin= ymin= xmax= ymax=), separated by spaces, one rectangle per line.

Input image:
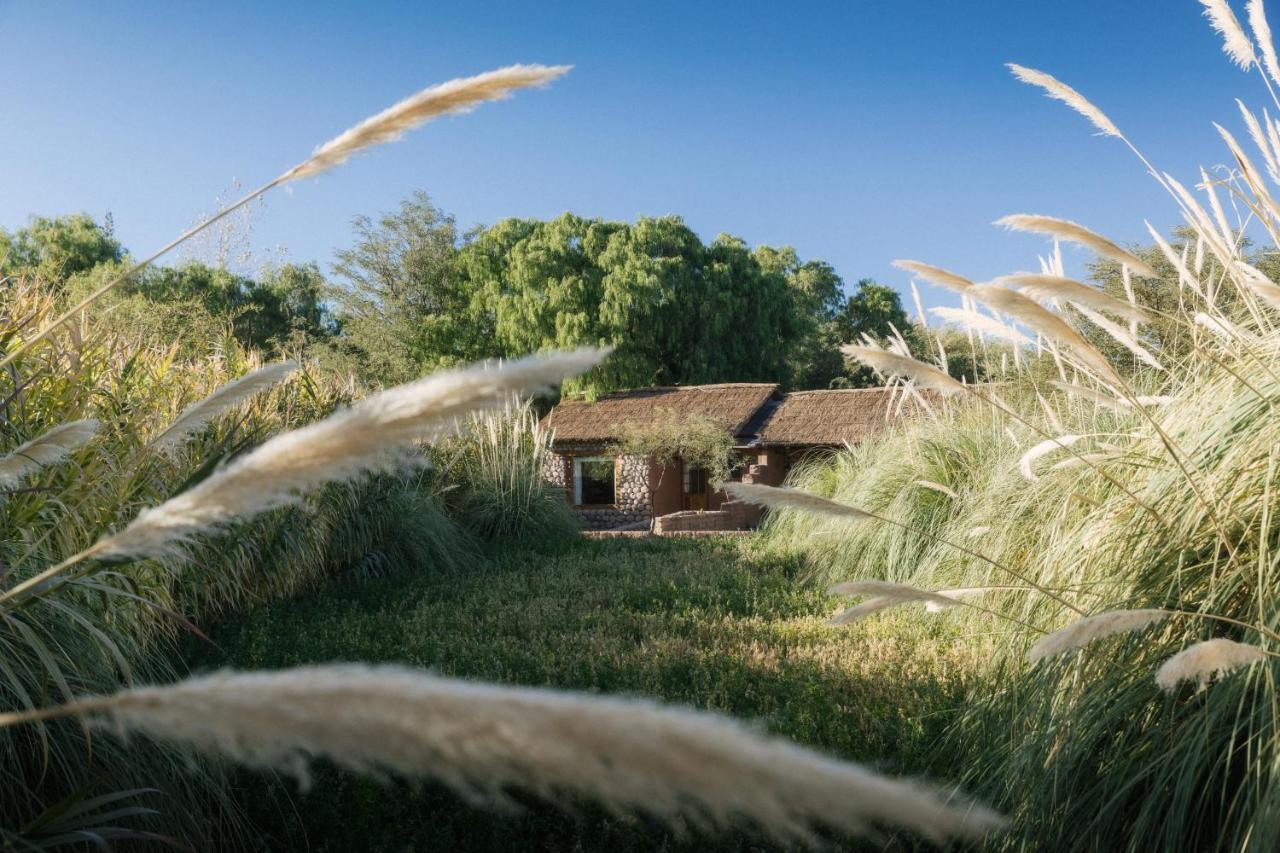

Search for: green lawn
xmin=188 ymin=535 xmax=979 ymax=851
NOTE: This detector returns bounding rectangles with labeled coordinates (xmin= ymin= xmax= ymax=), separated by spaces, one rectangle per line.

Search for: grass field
xmin=187 ymin=535 xmax=982 ymax=851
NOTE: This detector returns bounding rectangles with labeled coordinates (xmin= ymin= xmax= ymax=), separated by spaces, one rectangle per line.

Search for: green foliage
xmin=187 ymin=536 xmax=976 ymax=852
xmin=0 ymin=213 xmax=122 ymax=284
xmin=611 ymin=409 xmax=737 ymax=484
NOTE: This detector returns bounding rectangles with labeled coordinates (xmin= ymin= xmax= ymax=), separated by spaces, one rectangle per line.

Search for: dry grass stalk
xmin=279 ymin=65 xmax=571 ymax=183
xmin=95 ymin=349 xmax=604 ymax=559
xmin=1145 ymin=221 xmax=1208 ymax=297
xmin=996 ymin=272 xmax=1147 ymax=323
xmin=0 ymin=420 xmax=100 ymax=487
xmin=1214 ymin=122 xmax=1280 ymax=221
xmin=722 ymin=482 xmax=872 ymax=521
xmin=1156 ymin=638 xmax=1267 ymax=690
xmin=1005 ymin=64 xmax=1121 ymax=138
xmin=1051 ymin=380 xmax=1132 ymax=412
xmin=1238 ymin=100 xmax=1280 ymax=182
xmin=827 ymin=581 xmax=962 ymax=623
xmin=0 ymin=665 xmax=1005 ymax=846
xmin=996 ymin=214 xmax=1159 ymax=278
xmin=1236 ymin=261 xmax=1280 ymax=308
xmin=891 ymin=260 xmax=975 ymax=294
xmin=152 ymin=361 xmax=298 ymax=452
xmin=915 ymin=479 xmax=958 ymax=499
xmin=1202 ymin=0 xmax=1259 ymax=69
xmin=839 ymin=346 xmax=967 ymax=396
xmin=1028 ymin=609 xmax=1168 ymax=662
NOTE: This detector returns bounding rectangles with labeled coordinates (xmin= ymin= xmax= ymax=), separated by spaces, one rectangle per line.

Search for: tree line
xmin=0 ymin=194 xmax=957 ymax=395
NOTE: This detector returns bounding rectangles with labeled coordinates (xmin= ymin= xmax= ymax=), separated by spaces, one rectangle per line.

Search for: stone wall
xmin=545 ymin=448 xmax=653 ymax=530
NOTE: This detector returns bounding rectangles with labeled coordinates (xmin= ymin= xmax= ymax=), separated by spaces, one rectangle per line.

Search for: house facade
xmin=540 ymin=383 xmax=924 ymax=531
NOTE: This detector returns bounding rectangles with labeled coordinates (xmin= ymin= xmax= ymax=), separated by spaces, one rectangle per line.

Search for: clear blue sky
xmin=0 ymin=0 xmax=1265 ymax=307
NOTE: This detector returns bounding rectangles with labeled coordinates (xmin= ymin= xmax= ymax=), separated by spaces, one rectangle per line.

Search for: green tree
xmin=0 ymin=213 xmax=122 ymax=283
xmin=459 ymin=213 xmax=802 ymax=395
xmin=328 ymin=192 xmax=477 ymax=385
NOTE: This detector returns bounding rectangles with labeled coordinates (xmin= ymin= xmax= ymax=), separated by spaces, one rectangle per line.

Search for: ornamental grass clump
xmin=744 ymin=2 xmax=1280 ymax=847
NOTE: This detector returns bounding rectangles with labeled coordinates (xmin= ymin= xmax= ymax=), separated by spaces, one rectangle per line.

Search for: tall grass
xmin=435 ymin=403 xmax=579 ymax=541
xmin=748 ymin=3 xmax=1280 ymax=847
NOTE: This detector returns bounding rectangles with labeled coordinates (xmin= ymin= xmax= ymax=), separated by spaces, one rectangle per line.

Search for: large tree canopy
xmin=455 ymin=213 xmax=805 ymax=395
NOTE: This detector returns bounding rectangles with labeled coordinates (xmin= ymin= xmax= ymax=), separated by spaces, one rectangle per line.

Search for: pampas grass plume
xmin=1005 ymin=64 xmax=1122 ymax=139
xmin=280 ymin=65 xmax=571 ymax=183
xmin=1028 ymin=609 xmax=1167 ymax=662
xmin=996 ymin=214 xmax=1158 ymax=278
xmin=968 ymin=284 xmax=1119 ymax=382
xmin=0 ymin=419 xmax=100 ymax=487
xmin=1156 ymin=638 xmax=1267 ymax=690
xmin=1249 ymin=0 xmax=1280 ymax=85
xmin=1203 ymin=0 xmax=1259 ymax=69
xmin=996 ymin=272 xmax=1147 ymax=323
xmin=1018 ymin=434 xmax=1083 ymax=481
xmin=839 ymin=345 xmax=967 ymax=396
xmin=929 ymin=307 xmax=1032 ymax=346
xmin=892 ymin=260 xmax=975 ymax=294
xmin=0 ymin=664 xmax=1005 ymax=846
xmin=153 ymin=361 xmax=298 ymax=452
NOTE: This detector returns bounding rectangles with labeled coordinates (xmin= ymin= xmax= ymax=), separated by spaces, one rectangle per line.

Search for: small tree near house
xmin=611 ymin=409 xmax=736 ymax=530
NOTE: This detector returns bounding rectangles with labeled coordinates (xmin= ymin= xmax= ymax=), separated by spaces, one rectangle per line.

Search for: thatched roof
xmin=756 ymin=387 xmax=922 ymax=447
xmin=543 ymin=383 xmax=780 ymax=444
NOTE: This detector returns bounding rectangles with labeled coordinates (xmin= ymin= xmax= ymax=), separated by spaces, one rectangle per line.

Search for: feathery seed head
xmin=1202 ymin=0 xmax=1259 ymax=69
xmin=0 ymin=420 xmax=101 ymax=487
xmin=1028 ymin=609 xmax=1168 ymax=662
xmin=1156 ymin=638 xmax=1267 ymax=690
xmin=6 ymin=665 xmax=1006 ymax=846
xmin=280 ymin=65 xmax=572 ymax=183
xmin=1005 ymin=64 xmax=1122 ymax=138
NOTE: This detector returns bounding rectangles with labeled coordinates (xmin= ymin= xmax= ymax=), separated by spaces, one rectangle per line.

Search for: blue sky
xmin=0 ymin=1 xmax=1267 ymax=308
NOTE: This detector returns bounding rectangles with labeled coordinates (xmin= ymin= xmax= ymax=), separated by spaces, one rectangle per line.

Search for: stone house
xmin=540 ymin=383 xmax=924 ymax=531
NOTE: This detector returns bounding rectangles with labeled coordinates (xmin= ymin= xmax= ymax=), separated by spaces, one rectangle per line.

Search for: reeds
xmin=0 ymin=664 xmax=1006 ymax=847
xmin=839 ymin=345 xmax=967 ymax=395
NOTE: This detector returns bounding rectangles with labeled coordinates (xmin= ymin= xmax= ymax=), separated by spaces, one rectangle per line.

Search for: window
xmin=685 ymin=465 xmax=709 ymax=495
xmin=573 ymin=456 xmax=615 ymax=505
